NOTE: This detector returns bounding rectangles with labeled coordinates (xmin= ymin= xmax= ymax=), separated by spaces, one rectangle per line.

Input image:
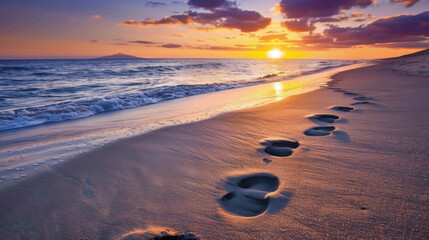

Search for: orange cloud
xmin=352 ymin=12 xmax=364 ymax=17
xmin=92 ymin=14 xmax=101 ymax=19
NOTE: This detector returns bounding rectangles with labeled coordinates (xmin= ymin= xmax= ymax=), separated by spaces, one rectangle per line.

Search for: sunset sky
xmin=0 ymin=0 xmax=428 ymax=59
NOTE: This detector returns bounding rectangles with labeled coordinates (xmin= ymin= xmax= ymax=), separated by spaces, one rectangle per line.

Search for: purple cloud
xmin=390 ymin=0 xmax=422 ymax=8
xmin=129 ymin=40 xmax=156 ymax=44
xmin=278 ymin=0 xmax=375 ymax=18
xmin=323 ymin=11 xmax=429 ymax=46
xmin=124 ymin=0 xmax=271 ymax=32
xmin=145 ymin=1 xmax=167 ymax=7
xmin=282 ymin=18 xmax=315 ymax=32
xmin=161 ymin=44 xmax=182 ymax=48
xmin=187 ymin=0 xmax=233 ymax=9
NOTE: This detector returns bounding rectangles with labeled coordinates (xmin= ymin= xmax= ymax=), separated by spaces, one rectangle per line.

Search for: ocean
xmin=0 ymin=58 xmax=356 ymax=131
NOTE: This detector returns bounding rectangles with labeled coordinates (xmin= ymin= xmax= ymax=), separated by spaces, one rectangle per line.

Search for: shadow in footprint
xmin=308 ymin=114 xmax=340 ymax=124
xmin=330 ymin=106 xmax=354 ymax=112
xmin=304 ymin=126 xmax=335 ymax=136
xmin=220 ymin=192 xmax=270 ymax=217
xmin=237 ymin=174 xmax=280 ymax=192
xmin=260 ymin=139 xmax=300 ymax=157
xmin=267 ymin=192 xmax=292 ymax=215
xmin=332 ymin=130 xmax=350 ymax=142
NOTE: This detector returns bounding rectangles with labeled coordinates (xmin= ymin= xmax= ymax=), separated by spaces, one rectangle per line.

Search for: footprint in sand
xmin=308 ymin=114 xmax=340 ymax=124
xmin=220 ymin=173 xmax=280 ymax=217
xmin=304 ymin=126 xmax=336 ymax=136
xmin=330 ymin=106 xmax=354 ymax=112
xmin=334 ymin=89 xmax=346 ymax=93
xmin=326 ymin=87 xmax=346 ymax=93
xmin=120 ymin=228 xmax=199 ymax=240
xmin=260 ymin=139 xmax=300 ymax=157
xmin=354 ymin=96 xmax=374 ymax=101
xmin=351 ymin=101 xmax=372 ymax=105
xmin=343 ymin=91 xmax=360 ymax=96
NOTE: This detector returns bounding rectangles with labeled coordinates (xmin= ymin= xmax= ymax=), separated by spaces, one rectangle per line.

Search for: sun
xmin=266 ymin=49 xmax=285 ymax=59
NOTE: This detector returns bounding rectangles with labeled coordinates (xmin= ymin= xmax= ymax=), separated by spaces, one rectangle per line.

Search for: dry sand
xmin=0 ymin=60 xmax=428 ymax=239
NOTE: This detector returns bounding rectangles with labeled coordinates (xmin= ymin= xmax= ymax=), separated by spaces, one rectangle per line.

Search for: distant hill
xmin=385 ymin=48 xmax=429 ymax=60
xmin=95 ymin=53 xmax=141 ymax=60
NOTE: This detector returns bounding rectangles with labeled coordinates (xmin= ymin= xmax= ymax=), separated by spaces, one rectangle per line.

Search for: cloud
xmin=90 ymin=40 xmax=98 ymax=43
xmin=352 ymin=12 xmax=364 ymax=17
xmin=390 ymin=0 xmax=422 ymax=8
xmin=191 ymin=45 xmax=254 ymax=51
xmin=301 ymin=34 xmax=335 ymax=44
xmin=282 ymin=18 xmax=316 ymax=32
xmin=259 ymin=33 xmax=288 ymax=41
xmin=322 ymin=11 xmax=429 ymax=46
xmin=129 ymin=40 xmax=156 ymax=44
xmin=187 ymin=0 xmax=232 ymax=9
xmin=278 ymin=0 xmax=375 ymax=18
xmin=313 ymin=16 xmax=350 ymax=23
xmin=124 ymin=0 xmax=271 ymax=32
xmin=352 ymin=17 xmax=367 ymax=22
xmin=376 ymin=40 xmax=429 ymax=48
xmin=282 ymin=11 xmax=429 ymax=49
xmin=161 ymin=44 xmax=182 ymax=48
xmin=92 ymin=14 xmax=101 ymax=19
xmin=281 ymin=16 xmax=350 ymax=32
xmin=145 ymin=1 xmax=167 ymax=7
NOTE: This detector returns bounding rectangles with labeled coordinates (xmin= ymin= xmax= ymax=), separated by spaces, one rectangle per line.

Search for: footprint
xmin=327 ymin=87 xmax=346 ymax=92
xmin=236 ymin=174 xmax=280 ymax=192
xmin=262 ymin=139 xmax=300 ymax=157
xmin=334 ymin=89 xmax=346 ymax=92
xmin=220 ymin=173 xmax=280 ymax=217
xmin=351 ymin=101 xmax=371 ymax=105
xmin=354 ymin=96 xmax=373 ymax=101
xmin=151 ymin=233 xmax=199 ymax=240
xmin=120 ymin=228 xmax=199 ymax=240
xmin=304 ymin=126 xmax=336 ymax=136
xmin=343 ymin=92 xmax=359 ymax=96
xmin=330 ymin=106 xmax=354 ymax=112
xmin=308 ymin=114 xmax=340 ymax=123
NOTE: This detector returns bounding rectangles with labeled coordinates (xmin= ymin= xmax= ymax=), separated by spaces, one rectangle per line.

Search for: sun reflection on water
xmin=273 ymin=82 xmax=282 ymax=100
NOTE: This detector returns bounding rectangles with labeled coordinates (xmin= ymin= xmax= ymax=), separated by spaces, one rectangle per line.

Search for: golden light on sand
xmin=267 ymin=49 xmax=285 ymax=59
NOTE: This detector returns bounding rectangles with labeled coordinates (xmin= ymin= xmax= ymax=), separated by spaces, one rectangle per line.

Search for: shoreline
xmin=0 ymin=63 xmax=368 ymax=184
xmin=0 ymin=61 xmax=428 ymax=239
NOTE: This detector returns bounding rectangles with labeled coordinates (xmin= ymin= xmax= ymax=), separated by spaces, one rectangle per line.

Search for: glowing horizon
xmin=0 ymin=0 xmax=428 ymax=59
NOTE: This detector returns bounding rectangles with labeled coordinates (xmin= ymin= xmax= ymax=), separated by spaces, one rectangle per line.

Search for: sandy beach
xmin=1 ymin=54 xmax=428 ymax=239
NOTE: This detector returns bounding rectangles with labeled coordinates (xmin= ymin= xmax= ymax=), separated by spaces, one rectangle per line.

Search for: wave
xmin=0 ymin=66 xmax=31 ymax=72
xmin=0 ymin=60 xmax=356 ymax=131
xmin=0 ymin=80 xmax=264 ymax=131
xmin=100 ymin=62 xmax=224 ymax=77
